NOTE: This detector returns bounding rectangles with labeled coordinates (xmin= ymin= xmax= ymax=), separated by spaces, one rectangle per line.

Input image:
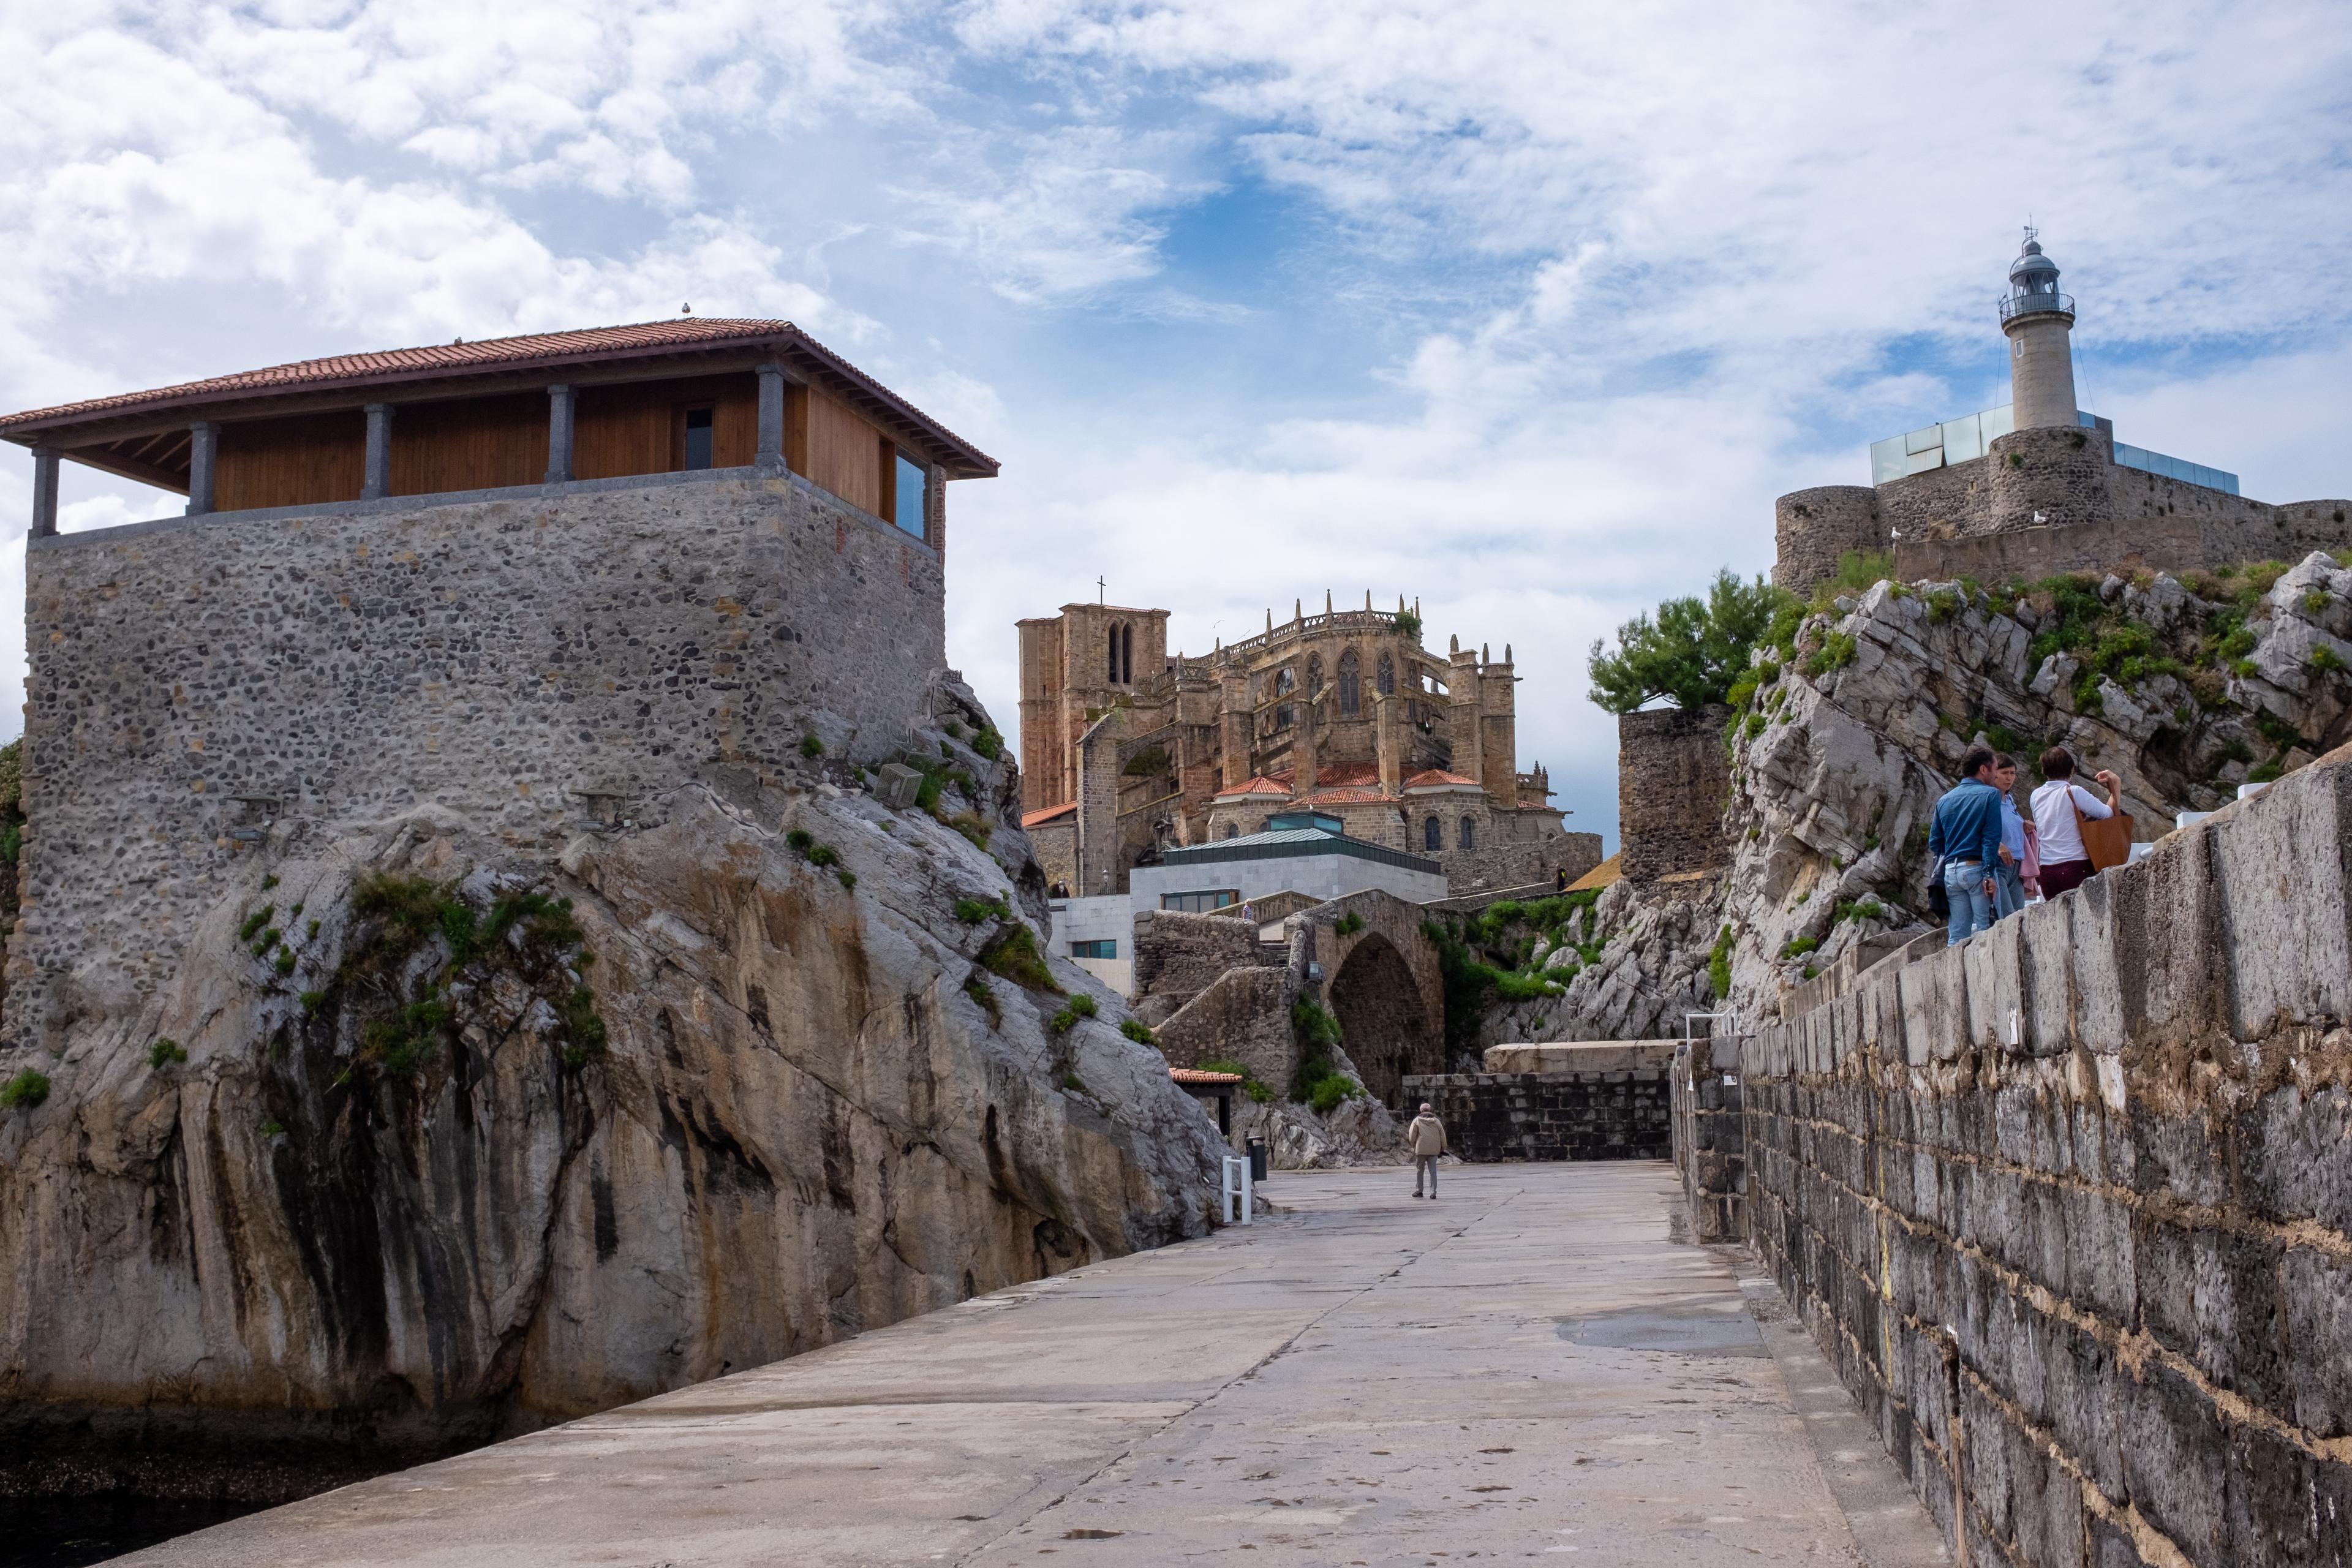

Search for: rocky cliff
xmin=0 ymin=680 xmax=1226 ymax=1499
xmin=1477 ymin=551 xmax=2352 ymax=1041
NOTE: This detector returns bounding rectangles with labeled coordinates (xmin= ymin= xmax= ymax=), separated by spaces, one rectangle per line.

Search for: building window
xmin=1123 ymin=622 xmax=1134 ymax=685
xmin=1423 ymin=815 xmax=1441 ymax=851
xmin=1459 ymin=816 xmax=1476 ymax=850
xmin=1274 ymin=666 xmax=1295 ymax=696
xmin=1107 ymin=624 xmax=1120 ymax=684
xmin=1306 ymin=654 xmax=1324 ymax=696
xmin=1338 ymin=650 xmax=1360 ymax=717
xmin=1223 ymin=824 xmax=1238 ymax=839
xmin=1161 ymin=889 xmax=1240 ymax=913
xmin=1069 ymin=939 xmax=1117 ymax=959
xmin=683 ymin=406 xmax=715 ymax=470
xmin=1376 ymin=651 xmax=1395 ymax=695
xmin=894 ymin=454 xmax=927 ymax=539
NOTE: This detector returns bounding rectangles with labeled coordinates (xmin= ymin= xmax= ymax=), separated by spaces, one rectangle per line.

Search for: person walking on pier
xmin=1407 ymin=1102 xmax=1448 ymax=1199
xmin=1929 ymin=747 xmax=2005 ymax=944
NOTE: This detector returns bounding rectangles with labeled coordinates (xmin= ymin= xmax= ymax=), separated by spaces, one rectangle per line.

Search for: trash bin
xmin=1247 ymin=1138 xmax=1268 ymax=1183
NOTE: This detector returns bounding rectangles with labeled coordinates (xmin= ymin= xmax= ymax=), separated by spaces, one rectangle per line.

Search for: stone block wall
xmin=1670 ymin=1036 xmax=1745 ymax=1242
xmin=1132 ymin=909 xmax=1265 ymax=1016
xmin=1435 ymin=831 xmax=1604 ymax=895
xmin=9 ymin=472 xmax=943 ymax=1052
xmin=1406 ymin=1059 xmax=1673 ymax=1163
xmin=1153 ymin=968 xmax=1295 ymax=1090
xmin=1732 ymin=741 xmax=2352 ymax=1567
xmin=1774 ymin=486 xmax=1888 ymax=595
xmin=1617 ymin=706 xmax=1731 ymax=883
xmin=1985 ymin=424 xmax=2117 ymax=534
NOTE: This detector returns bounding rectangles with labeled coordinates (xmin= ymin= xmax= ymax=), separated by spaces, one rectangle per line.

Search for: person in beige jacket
xmin=1406 ymin=1102 xmax=1447 ymax=1199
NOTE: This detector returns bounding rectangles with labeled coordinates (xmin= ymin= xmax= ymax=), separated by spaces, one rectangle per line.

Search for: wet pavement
xmin=117 ymin=1161 xmax=1946 ymax=1567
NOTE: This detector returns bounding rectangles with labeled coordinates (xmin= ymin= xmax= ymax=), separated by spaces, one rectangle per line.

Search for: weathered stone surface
xmin=0 ymin=694 xmax=1225 ymax=1497
xmin=1407 ymin=1067 xmax=1672 ymax=1163
xmin=1728 ymin=741 xmax=2352 ymax=1568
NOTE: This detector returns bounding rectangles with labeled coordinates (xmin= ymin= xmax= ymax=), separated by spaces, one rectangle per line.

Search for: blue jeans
xmin=1994 ymin=863 xmax=2027 ymax=919
xmin=1945 ymin=860 xmax=1994 ymax=944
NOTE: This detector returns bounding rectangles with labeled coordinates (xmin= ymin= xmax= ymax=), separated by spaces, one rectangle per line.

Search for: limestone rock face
xmin=1232 ymin=1094 xmax=1406 ymax=1170
xmin=0 ymin=695 xmax=1224 ymax=1495
xmin=1481 ymin=555 xmax=2352 ymax=1044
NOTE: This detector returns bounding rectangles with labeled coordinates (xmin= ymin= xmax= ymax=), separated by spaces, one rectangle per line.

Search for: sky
xmin=3 ymin=2 xmax=2348 ymax=848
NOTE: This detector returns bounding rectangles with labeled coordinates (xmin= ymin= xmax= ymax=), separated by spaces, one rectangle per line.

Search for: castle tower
xmin=2000 ymin=229 xmax=2078 ymax=431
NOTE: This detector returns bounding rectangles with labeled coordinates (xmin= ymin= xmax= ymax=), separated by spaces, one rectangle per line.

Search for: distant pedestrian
xmin=2030 ymin=748 xmax=2121 ymax=899
xmin=1928 ymin=747 xmax=2005 ymax=945
xmin=1991 ymin=754 xmax=2030 ymax=918
xmin=1555 ymin=867 xmax=1569 ymax=893
xmin=1406 ymin=1102 xmax=1448 ymax=1199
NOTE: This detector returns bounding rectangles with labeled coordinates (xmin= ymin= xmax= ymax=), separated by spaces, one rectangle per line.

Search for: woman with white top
xmin=2030 ymin=747 xmax=2121 ymax=899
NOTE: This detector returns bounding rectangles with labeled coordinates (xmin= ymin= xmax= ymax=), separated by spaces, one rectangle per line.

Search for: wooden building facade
xmin=2 ymin=318 xmax=997 ymax=546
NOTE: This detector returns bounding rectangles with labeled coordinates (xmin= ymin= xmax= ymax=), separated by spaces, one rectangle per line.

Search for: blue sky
xmin=4 ymin=1 xmax=2349 ymax=846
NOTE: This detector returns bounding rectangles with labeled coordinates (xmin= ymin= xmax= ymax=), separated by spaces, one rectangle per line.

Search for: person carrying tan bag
xmin=2030 ymin=747 xmax=2125 ymax=896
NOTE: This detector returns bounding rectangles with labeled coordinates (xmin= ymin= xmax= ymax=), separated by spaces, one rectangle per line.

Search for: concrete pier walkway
xmin=121 ymin=1163 xmax=1945 ymax=1566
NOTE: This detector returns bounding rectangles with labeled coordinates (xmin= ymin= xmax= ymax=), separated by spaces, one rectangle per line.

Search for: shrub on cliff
xmin=2 ymin=1069 xmax=51 ymax=1110
xmin=1588 ymin=570 xmax=1795 ymax=714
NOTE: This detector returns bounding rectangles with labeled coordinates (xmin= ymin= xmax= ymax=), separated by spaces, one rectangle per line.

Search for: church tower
xmin=2000 ymin=228 xmax=2078 ymax=430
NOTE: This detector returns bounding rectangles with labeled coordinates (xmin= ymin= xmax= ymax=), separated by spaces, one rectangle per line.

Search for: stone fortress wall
xmin=7 ymin=470 xmax=943 ymax=1052
xmin=1776 ymin=428 xmax=2352 ymax=596
xmin=1723 ymin=744 xmax=2352 ymax=1567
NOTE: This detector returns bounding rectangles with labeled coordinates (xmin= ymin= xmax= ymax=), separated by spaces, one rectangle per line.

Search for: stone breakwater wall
xmin=1408 ymin=1053 xmax=1674 ymax=1162
xmin=1733 ymin=742 xmax=2352 ymax=1567
xmin=1671 ymin=1036 xmax=1745 ymax=1243
xmin=9 ymin=472 xmax=942 ymax=1052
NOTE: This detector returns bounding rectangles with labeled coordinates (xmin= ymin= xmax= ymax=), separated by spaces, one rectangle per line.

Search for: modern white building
xmin=1047 ymin=812 xmax=1447 ymax=992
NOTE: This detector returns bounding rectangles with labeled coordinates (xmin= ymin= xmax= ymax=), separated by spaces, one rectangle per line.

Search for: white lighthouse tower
xmin=2000 ymin=228 xmax=2079 ymax=431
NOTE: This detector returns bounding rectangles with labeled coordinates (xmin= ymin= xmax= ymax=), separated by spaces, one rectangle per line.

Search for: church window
xmin=1122 ymin=623 xmax=1134 ymax=685
xmin=1376 ymin=651 xmax=1395 ymax=696
xmin=1338 ymin=650 xmax=1360 ymax=717
xmin=1306 ymin=654 xmax=1324 ymax=696
xmin=1423 ymin=815 xmax=1441 ymax=851
xmin=1458 ymin=816 xmax=1476 ymax=850
xmin=1274 ymin=667 xmax=1295 ymax=696
xmin=1107 ymin=624 xmax=1120 ymax=684
xmin=1223 ymin=823 xmax=1238 ymax=839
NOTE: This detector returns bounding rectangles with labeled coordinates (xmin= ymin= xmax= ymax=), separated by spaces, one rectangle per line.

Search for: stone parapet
xmin=1986 ymin=423 xmax=2114 ymax=533
xmin=1725 ymin=739 xmax=2352 ymax=1567
xmin=1670 ymin=1035 xmax=1744 ymax=1242
xmin=1480 ymin=1039 xmax=1678 ymax=1074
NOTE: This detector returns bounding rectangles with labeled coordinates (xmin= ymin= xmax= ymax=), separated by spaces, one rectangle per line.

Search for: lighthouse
xmin=2000 ymin=228 xmax=2078 ymax=431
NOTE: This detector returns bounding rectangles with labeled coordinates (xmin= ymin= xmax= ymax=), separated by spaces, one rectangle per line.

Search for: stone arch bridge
xmin=1140 ymin=888 xmax=1444 ymax=1107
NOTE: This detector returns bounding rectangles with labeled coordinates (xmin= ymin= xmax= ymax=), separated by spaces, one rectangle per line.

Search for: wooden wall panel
xmin=574 ymin=374 xmax=758 ymax=480
xmin=215 ymin=412 xmax=366 ymax=511
xmin=805 ymin=388 xmax=884 ymax=516
xmin=387 ymin=392 xmax=545 ymax=497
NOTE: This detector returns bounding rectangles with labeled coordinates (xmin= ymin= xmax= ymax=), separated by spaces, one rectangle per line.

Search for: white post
xmin=1221 ymin=1156 xmax=1255 ymax=1226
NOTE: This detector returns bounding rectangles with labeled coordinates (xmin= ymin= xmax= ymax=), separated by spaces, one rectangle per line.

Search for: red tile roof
xmin=1169 ymin=1067 xmax=1245 ymax=1086
xmin=1404 ymin=769 xmax=1482 ymax=790
xmin=1215 ymin=776 xmax=1292 ymax=799
xmin=1302 ymin=787 xmax=1398 ymax=805
xmin=1022 ymin=803 xmax=1077 ymax=827
xmin=0 ymin=317 xmax=997 ymax=475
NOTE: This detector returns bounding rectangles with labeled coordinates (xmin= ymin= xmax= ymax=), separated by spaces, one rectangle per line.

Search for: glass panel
xmin=1981 ymin=404 xmax=2015 ymax=443
xmin=894 ymin=454 xmax=927 ymax=538
xmin=684 ymin=407 xmax=714 ymax=471
xmin=1869 ymin=435 xmax=1909 ymax=485
xmin=1940 ymin=414 xmax=1983 ymax=464
xmin=1904 ymin=424 xmax=1943 ymax=456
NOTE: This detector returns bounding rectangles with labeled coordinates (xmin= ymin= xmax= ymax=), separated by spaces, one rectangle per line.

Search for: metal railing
xmin=1998 ymin=290 xmax=2074 ymax=323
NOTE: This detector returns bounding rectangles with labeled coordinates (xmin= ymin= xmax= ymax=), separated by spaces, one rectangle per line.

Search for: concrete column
xmin=544 ymin=385 xmax=576 ymax=484
xmin=187 ymin=421 xmax=218 ymax=517
xmin=361 ymin=404 xmax=393 ymax=500
xmin=29 ymin=446 xmax=61 ymax=538
xmin=755 ymin=363 xmax=786 ymax=471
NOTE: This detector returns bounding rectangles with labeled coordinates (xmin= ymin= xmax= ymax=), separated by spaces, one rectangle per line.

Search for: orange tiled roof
xmin=1404 ymin=769 xmax=1482 ymax=790
xmin=1216 ymin=775 xmax=1292 ymax=798
xmin=1021 ymin=803 xmax=1076 ymax=827
xmin=1169 ymin=1067 xmax=1245 ymax=1086
xmin=1302 ymin=786 xmax=1398 ymax=805
xmin=0 ymin=317 xmax=997 ymax=475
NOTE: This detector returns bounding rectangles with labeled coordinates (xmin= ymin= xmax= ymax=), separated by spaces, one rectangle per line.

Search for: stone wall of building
xmin=1875 ymin=459 xmax=1993 ymax=547
xmin=1731 ymin=743 xmax=2352 ymax=1567
xmin=1152 ymin=967 xmax=1295 ymax=1088
xmin=9 ymin=471 xmax=943 ymax=1052
xmin=1894 ymin=504 xmax=2352 ymax=588
xmin=1131 ymin=908 xmax=1266 ymax=1023
xmin=1774 ymin=486 xmax=1888 ymax=595
xmin=1617 ymin=706 xmax=1731 ymax=883
xmin=1432 ymin=831 xmax=1604 ymax=895
xmin=1406 ymin=1051 xmax=1674 ymax=1162
xmin=1982 ymin=423 xmax=2117 ymax=535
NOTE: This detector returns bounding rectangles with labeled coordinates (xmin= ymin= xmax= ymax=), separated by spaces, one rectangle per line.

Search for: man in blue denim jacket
xmin=1928 ymin=747 xmax=2005 ymax=944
